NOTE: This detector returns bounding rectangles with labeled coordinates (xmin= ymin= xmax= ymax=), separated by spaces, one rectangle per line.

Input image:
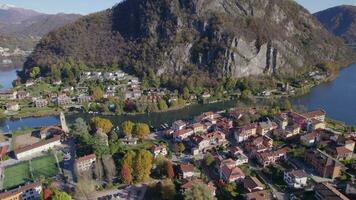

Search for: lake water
xmin=0 ymin=68 xmax=18 ymax=89
xmin=1 ymin=63 xmax=356 ymax=132
xmin=293 ymin=63 xmax=356 ymax=125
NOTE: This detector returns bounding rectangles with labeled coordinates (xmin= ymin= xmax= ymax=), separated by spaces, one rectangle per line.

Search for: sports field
xmin=3 ymin=154 xmax=61 ymax=189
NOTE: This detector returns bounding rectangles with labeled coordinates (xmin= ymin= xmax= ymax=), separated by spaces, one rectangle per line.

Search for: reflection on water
xmin=0 ymin=68 xmax=19 ymax=89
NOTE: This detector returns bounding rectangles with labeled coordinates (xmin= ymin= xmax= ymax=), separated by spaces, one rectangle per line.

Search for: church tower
xmin=60 ymin=112 xmax=69 ymax=133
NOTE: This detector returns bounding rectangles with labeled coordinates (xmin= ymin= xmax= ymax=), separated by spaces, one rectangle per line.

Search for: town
xmin=0 ymin=105 xmax=355 ymax=200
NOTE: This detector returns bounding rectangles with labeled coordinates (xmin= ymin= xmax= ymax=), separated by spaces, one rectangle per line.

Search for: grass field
xmin=3 ymin=154 xmax=61 ymax=189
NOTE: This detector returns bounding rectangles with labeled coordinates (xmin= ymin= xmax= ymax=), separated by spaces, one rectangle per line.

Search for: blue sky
xmin=0 ymin=0 xmax=355 ymax=15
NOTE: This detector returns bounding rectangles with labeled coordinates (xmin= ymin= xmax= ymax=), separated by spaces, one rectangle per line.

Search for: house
xmin=244 ymin=176 xmax=264 ymax=192
xmin=191 ymin=123 xmax=206 ymax=133
xmin=201 ymin=91 xmax=211 ymax=99
xmin=14 ymin=135 xmax=61 ymax=160
xmin=246 ymin=190 xmax=273 ymax=200
xmin=180 ymin=179 xmax=216 ymax=197
xmin=57 ymin=94 xmax=71 ymax=106
xmin=39 ymin=126 xmax=64 ymax=139
xmin=16 ymin=91 xmax=28 ymax=100
xmin=304 ymin=149 xmax=343 ymax=179
xmin=314 ymin=182 xmax=350 ymax=200
xmin=283 ymin=170 xmax=308 ymax=188
xmin=345 ymin=140 xmax=355 ymax=152
xmin=245 ymin=135 xmax=273 ymax=157
xmin=35 ymin=99 xmax=48 ymax=108
xmin=257 ymin=120 xmax=277 ymax=135
xmin=216 ymin=118 xmax=233 ymax=134
xmin=191 ymin=131 xmax=227 ymax=153
xmin=302 ymin=109 xmax=326 ymax=122
xmin=0 ymin=89 xmax=17 ymax=100
xmin=75 ymin=154 xmax=96 ymax=172
xmin=195 ymin=111 xmax=216 ymax=122
xmin=235 ymin=123 xmax=258 ymax=143
xmin=172 ymin=120 xmax=187 ymax=131
xmin=230 ymin=108 xmax=245 ymax=120
xmin=77 ymin=95 xmax=92 ymax=104
xmin=6 ymin=102 xmax=19 ymax=111
xmin=230 ymin=147 xmax=249 ymax=166
xmin=289 ymin=112 xmax=307 ymax=128
xmin=220 ymin=164 xmax=245 ymax=183
xmin=256 ymin=147 xmax=288 ymax=167
xmin=0 ymin=182 xmax=42 ymax=200
xmin=151 ymin=144 xmax=167 ymax=158
xmin=180 ymin=163 xmax=198 ymax=179
xmin=326 ymin=146 xmax=353 ymax=161
xmin=274 ymin=113 xmax=289 ymax=130
xmin=277 ymin=124 xmax=301 ymax=140
xmin=173 ymin=128 xmax=194 ymax=141
xmin=300 ymin=131 xmax=320 ymax=146
xmin=121 ymin=136 xmax=138 ymax=145
xmin=307 ymin=119 xmax=326 ymax=131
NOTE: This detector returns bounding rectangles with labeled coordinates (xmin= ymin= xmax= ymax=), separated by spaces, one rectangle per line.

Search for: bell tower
xmin=60 ymin=112 xmax=69 ymax=133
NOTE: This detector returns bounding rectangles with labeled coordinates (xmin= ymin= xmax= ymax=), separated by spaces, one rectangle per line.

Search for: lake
xmin=1 ymin=63 xmax=356 ymax=132
xmin=0 ymin=68 xmax=18 ymax=89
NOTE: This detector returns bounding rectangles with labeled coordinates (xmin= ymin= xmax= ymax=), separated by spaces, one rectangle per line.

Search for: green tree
xmin=219 ymin=183 xmax=238 ymax=199
xmin=50 ymin=65 xmax=61 ymax=83
xmin=158 ymin=99 xmax=168 ymax=110
xmin=90 ymin=117 xmax=113 ymax=134
xmin=134 ymin=150 xmax=153 ymax=182
xmin=30 ymin=67 xmax=41 ymax=79
xmin=241 ymin=89 xmax=252 ymax=99
xmin=134 ymin=123 xmax=150 ymax=139
xmin=281 ymin=99 xmax=292 ymax=111
xmin=184 ymin=183 xmax=216 ymax=200
xmin=122 ymin=121 xmax=135 ymax=136
xmin=203 ymin=154 xmax=215 ymax=167
xmin=183 ymin=87 xmax=190 ymax=100
xmin=52 ymin=189 xmax=72 ymax=200
xmin=0 ymin=109 xmax=5 ymax=122
xmin=161 ymin=179 xmax=177 ymax=200
xmin=224 ymin=77 xmax=237 ymax=91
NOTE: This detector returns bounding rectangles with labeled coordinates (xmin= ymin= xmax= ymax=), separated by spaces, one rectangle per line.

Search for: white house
xmin=283 ymin=170 xmax=308 ymax=188
xmin=75 ymin=154 xmax=96 ymax=172
xmin=172 ymin=120 xmax=187 ymax=131
xmin=180 ymin=163 xmax=198 ymax=179
xmin=14 ymin=135 xmax=61 ymax=160
xmin=151 ymin=144 xmax=168 ymax=158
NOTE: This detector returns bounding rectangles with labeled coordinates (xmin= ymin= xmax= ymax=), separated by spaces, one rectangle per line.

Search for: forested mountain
xmin=314 ymin=5 xmax=356 ymax=45
xmin=23 ymin=0 xmax=354 ymax=89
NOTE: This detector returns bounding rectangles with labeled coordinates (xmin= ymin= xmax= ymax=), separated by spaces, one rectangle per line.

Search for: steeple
xmin=60 ymin=112 xmax=69 ymax=133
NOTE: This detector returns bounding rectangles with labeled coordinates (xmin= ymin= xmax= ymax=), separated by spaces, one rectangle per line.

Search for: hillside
xmin=314 ymin=5 xmax=356 ymax=45
xmin=23 ymin=0 xmax=354 ymax=89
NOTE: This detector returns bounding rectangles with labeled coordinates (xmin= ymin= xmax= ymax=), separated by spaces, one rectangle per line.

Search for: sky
xmin=0 ymin=0 xmax=355 ymax=15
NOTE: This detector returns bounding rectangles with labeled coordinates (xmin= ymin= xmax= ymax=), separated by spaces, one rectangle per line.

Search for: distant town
xmin=0 ymin=105 xmax=355 ymax=200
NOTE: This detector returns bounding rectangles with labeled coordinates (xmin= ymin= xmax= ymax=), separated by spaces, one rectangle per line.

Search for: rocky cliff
xmin=24 ymin=0 xmax=353 ymax=87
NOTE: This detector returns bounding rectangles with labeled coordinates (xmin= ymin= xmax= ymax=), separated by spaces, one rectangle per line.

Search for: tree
xmin=203 ymin=154 xmax=215 ymax=167
xmin=94 ymin=158 xmax=104 ymax=182
xmin=90 ymin=117 xmax=113 ymax=134
xmin=52 ymin=189 xmax=72 ymax=200
xmin=75 ymin=174 xmax=96 ymax=199
xmin=134 ymin=150 xmax=153 ymax=182
xmin=158 ymin=99 xmax=168 ymax=110
xmin=134 ymin=123 xmax=150 ymax=139
xmin=219 ymin=182 xmax=238 ymax=199
xmin=165 ymin=160 xmax=175 ymax=179
xmin=91 ymin=86 xmax=104 ymax=101
xmin=183 ymin=87 xmax=190 ymax=100
xmin=173 ymin=143 xmax=185 ymax=155
xmin=122 ymin=151 xmax=135 ymax=169
xmin=178 ymin=143 xmax=185 ymax=154
xmin=281 ymin=99 xmax=292 ymax=111
xmin=122 ymin=121 xmax=135 ymax=136
xmin=0 ymin=109 xmax=5 ymax=122
xmin=241 ymin=89 xmax=252 ymax=99
xmin=73 ymin=118 xmax=89 ymax=136
xmin=184 ymin=183 xmax=216 ymax=200
xmin=102 ymin=155 xmax=116 ymax=183
xmin=120 ymin=163 xmax=133 ymax=184
xmin=161 ymin=179 xmax=176 ymax=200
xmin=30 ymin=67 xmax=41 ymax=79
xmin=50 ymin=65 xmax=61 ymax=83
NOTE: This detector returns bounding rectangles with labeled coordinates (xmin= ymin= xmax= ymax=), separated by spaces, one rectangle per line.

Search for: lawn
xmin=3 ymin=162 xmax=31 ymax=189
xmin=3 ymin=154 xmax=61 ymax=189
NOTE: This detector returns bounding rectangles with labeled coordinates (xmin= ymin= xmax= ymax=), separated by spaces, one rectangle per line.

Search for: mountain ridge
xmin=314 ymin=5 xmax=356 ymax=44
xmin=23 ymin=0 xmax=354 ymax=89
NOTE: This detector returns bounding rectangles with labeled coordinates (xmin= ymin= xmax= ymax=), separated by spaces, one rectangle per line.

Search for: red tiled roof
xmin=244 ymin=176 xmax=264 ymax=191
xmin=174 ymin=128 xmax=193 ymax=137
xmin=302 ymin=132 xmax=318 ymax=141
xmin=246 ymin=190 xmax=272 ymax=200
xmin=221 ymin=165 xmax=245 ymax=181
xmin=0 ymin=145 xmax=8 ymax=158
xmin=302 ymin=109 xmax=326 ymax=119
xmin=75 ymin=154 xmax=96 ymax=163
xmin=0 ymin=182 xmax=41 ymax=199
xmin=287 ymin=170 xmax=308 ymax=178
xmin=180 ymin=163 xmax=195 ymax=173
xmin=335 ymin=146 xmax=353 ymax=155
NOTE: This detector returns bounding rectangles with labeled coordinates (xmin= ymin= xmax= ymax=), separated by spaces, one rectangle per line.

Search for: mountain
xmin=0 ymin=4 xmax=81 ymax=37
xmin=23 ymin=0 xmax=354 ymax=88
xmin=314 ymin=5 xmax=356 ymax=45
xmin=0 ymin=4 xmax=81 ymax=69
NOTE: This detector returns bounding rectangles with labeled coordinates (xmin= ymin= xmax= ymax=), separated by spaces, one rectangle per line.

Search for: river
xmin=1 ymin=63 xmax=356 ymax=132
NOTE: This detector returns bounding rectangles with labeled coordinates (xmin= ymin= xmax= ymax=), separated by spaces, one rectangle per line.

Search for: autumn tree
xmin=90 ymin=117 xmax=113 ymax=134
xmin=165 ymin=160 xmax=175 ymax=179
xmin=91 ymin=86 xmax=104 ymax=101
xmin=120 ymin=163 xmax=133 ymax=184
xmin=184 ymin=183 xmax=216 ymax=200
xmin=161 ymin=179 xmax=177 ymax=200
xmin=121 ymin=121 xmax=135 ymax=136
xmin=134 ymin=123 xmax=150 ymax=139
xmin=134 ymin=150 xmax=153 ymax=182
